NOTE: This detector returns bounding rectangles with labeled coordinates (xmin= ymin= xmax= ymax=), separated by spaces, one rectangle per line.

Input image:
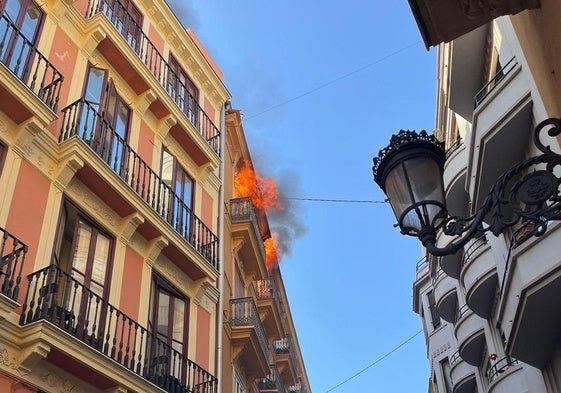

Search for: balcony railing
xmin=59 ymin=98 xmax=219 ymax=270
xmin=230 ymin=297 xmax=270 ymax=362
xmin=486 ymin=355 xmax=519 ymax=383
xmin=273 ymin=337 xmax=299 ymax=375
xmin=461 ymin=234 xmax=488 ymax=268
xmin=0 ymin=227 xmax=28 ymax=302
xmin=474 ymin=56 xmax=518 ymax=109
xmin=0 ymin=13 xmax=63 ymax=112
xmin=230 ymin=197 xmax=269 ymax=251
xmin=257 ymin=365 xmax=285 ymax=393
xmin=84 ymin=0 xmax=220 ymax=155
xmin=19 ymin=264 xmax=217 ymax=393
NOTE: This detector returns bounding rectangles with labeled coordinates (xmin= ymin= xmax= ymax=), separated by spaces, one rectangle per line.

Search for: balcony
xmin=230 ymin=198 xmax=269 ymax=278
xmin=500 ymin=222 xmax=561 ymax=369
xmin=454 ymin=305 xmax=486 ymax=366
xmin=254 ymin=278 xmax=284 ymax=340
xmin=230 ymin=297 xmax=270 ymax=379
xmin=0 ymin=227 xmax=28 ymax=304
xmin=19 ymin=264 xmax=216 ymax=393
xmin=433 ymin=268 xmax=458 ymax=323
xmin=0 ymin=13 xmax=63 ymax=124
xmin=257 ymin=365 xmax=285 ymax=393
xmin=461 ymin=235 xmax=497 ymax=319
xmin=273 ymin=337 xmax=299 ymax=385
xmin=450 ymin=351 xmax=477 ymax=393
xmin=83 ymin=0 xmax=220 ymax=161
xmin=467 ymin=56 xmax=532 ymax=211
xmin=487 ymin=356 xmax=524 ymax=392
xmin=59 ymin=98 xmax=219 ymax=275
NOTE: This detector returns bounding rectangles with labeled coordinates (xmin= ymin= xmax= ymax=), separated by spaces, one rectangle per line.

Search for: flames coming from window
xmin=235 ymin=160 xmax=284 ymax=269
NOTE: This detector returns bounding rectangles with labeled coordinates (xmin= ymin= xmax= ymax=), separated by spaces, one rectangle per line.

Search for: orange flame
xmin=235 ymin=160 xmax=283 ymax=211
xmin=264 ymin=233 xmax=282 ymax=270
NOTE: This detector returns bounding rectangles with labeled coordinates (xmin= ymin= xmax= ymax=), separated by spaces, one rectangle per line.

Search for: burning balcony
xmin=0 ymin=227 xmax=28 ymax=303
xmin=0 ymin=13 xmax=63 ymax=123
xmin=229 ymin=297 xmax=271 ymax=379
xmin=273 ymin=337 xmax=299 ymax=385
xmin=19 ymin=264 xmax=217 ymax=393
xmin=230 ymin=197 xmax=269 ymax=277
xmin=83 ymin=0 xmax=220 ymax=159
xmin=257 ymin=365 xmax=285 ymax=393
xmin=59 ymin=98 xmax=219 ymax=272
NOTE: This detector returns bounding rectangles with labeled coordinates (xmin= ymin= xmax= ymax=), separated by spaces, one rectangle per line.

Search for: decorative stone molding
xmin=18 ymin=342 xmax=51 ymax=375
xmin=66 ymin=181 xmax=119 ymax=228
xmin=119 ymin=213 xmax=144 ymax=245
xmin=135 ymin=90 xmax=157 ymax=116
xmin=54 ymin=157 xmax=84 ymax=191
xmin=157 ymin=115 xmax=177 ymax=139
xmin=193 ymin=281 xmax=220 ymax=312
xmin=82 ymin=29 xmax=106 ymax=58
xmin=145 ymin=236 xmax=168 ymax=266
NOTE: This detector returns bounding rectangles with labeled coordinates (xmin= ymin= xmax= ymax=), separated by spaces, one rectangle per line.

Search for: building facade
xmin=221 ymin=109 xmax=311 ymax=393
xmin=409 ymin=2 xmax=561 ymax=393
xmin=0 ymin=0 xmax=230 ymax=391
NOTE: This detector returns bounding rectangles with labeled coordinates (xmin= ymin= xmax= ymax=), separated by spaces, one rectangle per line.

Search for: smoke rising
xmin=167 ymin=0 xmax=200 ymax=31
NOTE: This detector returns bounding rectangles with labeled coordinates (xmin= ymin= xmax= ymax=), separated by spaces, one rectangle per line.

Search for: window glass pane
xmin=157 ymin=292 xmax=170 ymax=335
xmin=161 ymin=150 xmax=173 ymax=188
xmin=172 ymin=298 xmax=185 ymax=342
xmin=72 ymin=221 xmax=92 ymax=275
xmin=91 ymin=232 xmax=110 ymax=287
xmin=85 ymin=67 xmax=105 ymax=104
xmin=19 ymin=1 xmax=41 ymax=40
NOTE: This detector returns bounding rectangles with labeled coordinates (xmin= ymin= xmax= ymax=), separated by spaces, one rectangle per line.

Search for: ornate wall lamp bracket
xmin=373 ymin=118 xmax=561 ymax=257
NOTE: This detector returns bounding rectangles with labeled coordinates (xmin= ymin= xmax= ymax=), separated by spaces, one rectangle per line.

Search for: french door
xmin=149 ymin=276 xmax=189 ymax=382
xmin=82 ymin=65 xmax=131 ymax=174
xmin=0 ymin=0 xmax=43 ymax=77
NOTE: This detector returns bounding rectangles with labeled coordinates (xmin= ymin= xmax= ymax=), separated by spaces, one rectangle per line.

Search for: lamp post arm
xmin=423 ymin=118 xmax=561 ymax=257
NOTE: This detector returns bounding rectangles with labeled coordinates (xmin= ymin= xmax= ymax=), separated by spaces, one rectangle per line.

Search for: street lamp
xmin=372 ymin=118 xmax=561 ymax=256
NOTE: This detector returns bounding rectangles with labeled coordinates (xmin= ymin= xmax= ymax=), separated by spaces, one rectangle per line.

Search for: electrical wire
xmin=324 ymin=330 xmax=423 ymax=393
xmin=245 ymin=40 xmax=422 ymax=120
xmin=286 ymin=197 xmax=387 ymax=204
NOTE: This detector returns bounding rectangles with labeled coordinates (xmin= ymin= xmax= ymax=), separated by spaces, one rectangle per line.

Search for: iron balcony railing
xmin=487 ymin=355 xmax=519 ymax=383
xmin=255 ymin=278 xmax=284 ymax=319
xmin=273 ymin=337 xmax=299 ymax=375
xmin=0 ymin=13 xmax=63 ymax=112
xmin=230 ymin=197 xmax=267 ymax=259
xmin=0 ymin=227 xmax=28 ymax=302
xmin=59 ymin=98 xmax=219 ymax=270
xmin=229 ymin=297 xmax=270 ymax=363
xmin=474 ymin=56 xmax=518 ymax=109
xmin=461 ymin=234 xmax=488 ymax=269
xmin=455 ymin=304 xmax=470 ymax=324
xmin=84 ymin=0 xmax=220 ymax=155
xmin=257 ymin=365 xmax=285 ymax=393
xmin=20 ymin=264 xmax=217 ymax=393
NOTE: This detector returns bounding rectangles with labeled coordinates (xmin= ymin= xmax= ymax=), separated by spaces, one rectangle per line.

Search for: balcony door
xmin=167 ymin=56 xmax=199 ymax=126
xmin=161 ymin=149 xmax=194 ymax=238
xmin=148 ymin=276 xmax=189 ymax=382
xmin=0 ymin=0 xmax=43 ymax=77
xmin=53 ymin=201 xmax=114 ymax=338
xmin=83 ymin=65 xmax=131 ymax=174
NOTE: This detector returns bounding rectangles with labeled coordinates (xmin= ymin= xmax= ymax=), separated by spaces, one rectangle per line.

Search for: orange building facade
xmin=221 ymin=110 xmax=312 ymax=393
xmin=0 ymin=0 xmax=229 ymax=391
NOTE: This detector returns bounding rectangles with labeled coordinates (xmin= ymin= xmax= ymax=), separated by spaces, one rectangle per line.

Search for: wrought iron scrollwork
xmin=430 ymin=118 xmax=561 ymax=255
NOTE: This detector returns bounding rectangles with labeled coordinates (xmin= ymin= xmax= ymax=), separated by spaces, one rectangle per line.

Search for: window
xmin=234 ymin=369 xmax=246 ymax=393
xmin=427 ymin=290 xmax=440 ymax=329
xmin=161 ymin=149 xmax=194 ymax=237
xmin=99 ymin=0 xmax=143 ymax=50
xmin=0 ymin=0 xmax=44 ymax=77
xmin=167 ymin=56 xmax=199 ymax=126
xmin=440 ymin=358 xmax=453 ymax=393
xmin=148 ymin=275 xmax=189 ymax=381
xmin=81 ymin=65 xmax=131 ymax=174
xmin=52 ymin=200 xmax=114 ymax=337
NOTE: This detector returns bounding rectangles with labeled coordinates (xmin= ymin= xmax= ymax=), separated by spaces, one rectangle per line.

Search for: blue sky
xmin=171 ymin=2 xmax=437 ymax=391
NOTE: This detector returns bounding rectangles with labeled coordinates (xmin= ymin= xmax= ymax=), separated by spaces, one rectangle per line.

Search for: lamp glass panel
xmin=384 ymin=163 xmax=414 ymax=224
xmin=403 ymin=156 xmax=446 ymax=227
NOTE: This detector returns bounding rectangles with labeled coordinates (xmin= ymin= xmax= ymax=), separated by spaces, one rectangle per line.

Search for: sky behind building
xmin=169 ymin=2 xmax=438 ymax=391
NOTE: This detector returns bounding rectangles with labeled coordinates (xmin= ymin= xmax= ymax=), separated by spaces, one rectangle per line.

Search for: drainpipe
xmin=216 ymin=99 xmax=229 ymax=393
